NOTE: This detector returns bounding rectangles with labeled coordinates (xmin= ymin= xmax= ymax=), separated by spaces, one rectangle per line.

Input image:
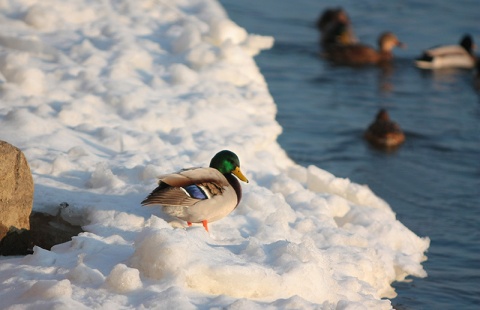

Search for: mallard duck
xmin=326 ymin=32 xmax=405 ymax=66
xmin=141 ymin=150 xmax=248 ymax=232
xmin=415 ymin=34 xmax=476 ymax=69
xmin=316 ymin=7 xmax=357 ymax=48
xmin=365 ymin=109 xmax=405 ymax=148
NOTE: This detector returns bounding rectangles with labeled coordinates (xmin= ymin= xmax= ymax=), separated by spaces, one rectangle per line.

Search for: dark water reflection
xmin=221 ymin=0 xmax=480 ymax=309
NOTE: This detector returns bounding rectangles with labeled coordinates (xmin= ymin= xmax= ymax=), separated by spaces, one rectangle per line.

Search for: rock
xmin=0 ymin=142 xmax=83 ymax=256
xmin=0 ymin=207 xmax=84 ymax=256
xmin=29 ymin=209 xmax=84 ymax=250
xmin=0 ymin=227 xmax=33 ymax=256
xmin=0 ymin=140 xmax=34 ymax=240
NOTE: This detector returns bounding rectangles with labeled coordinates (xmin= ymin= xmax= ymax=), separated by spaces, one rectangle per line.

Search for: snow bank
xmin=0 ymin=0 xmax=428 ymax=309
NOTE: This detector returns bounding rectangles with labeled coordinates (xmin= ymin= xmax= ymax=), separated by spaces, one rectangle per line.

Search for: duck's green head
xmin=210 ymin=150 xmax=249 ymax=183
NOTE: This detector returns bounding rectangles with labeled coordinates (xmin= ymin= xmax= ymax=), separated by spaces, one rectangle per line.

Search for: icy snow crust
xmin=0 ymin=0 xmax=429 ymax=309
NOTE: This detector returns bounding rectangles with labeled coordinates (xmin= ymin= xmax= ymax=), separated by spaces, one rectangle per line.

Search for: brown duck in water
xmin=326 ymin=32 xmax=405 ymax=66
xmin=365 ymin=109 xmax=405 ymax=148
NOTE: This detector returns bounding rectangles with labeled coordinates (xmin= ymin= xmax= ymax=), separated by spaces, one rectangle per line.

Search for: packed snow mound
xmin=0 ymin=0 xmax=428 ymax=309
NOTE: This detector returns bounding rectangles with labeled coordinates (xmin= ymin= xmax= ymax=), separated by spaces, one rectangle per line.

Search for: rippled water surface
xmin=220 ymin=0 xmax=480 ymax=309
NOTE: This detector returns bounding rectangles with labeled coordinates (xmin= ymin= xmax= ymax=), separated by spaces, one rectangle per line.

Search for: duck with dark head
xmin=316 ymin=7 xmax=357 ymax=50
xmin=416 ymin=34 xmax=476 ymax=69
xmin=141 ymin=150 xmax=248 ymax=232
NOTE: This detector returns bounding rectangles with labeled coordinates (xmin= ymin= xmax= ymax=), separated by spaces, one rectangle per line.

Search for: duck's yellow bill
xmin=233 ymin=167 xmax=249 ymax=183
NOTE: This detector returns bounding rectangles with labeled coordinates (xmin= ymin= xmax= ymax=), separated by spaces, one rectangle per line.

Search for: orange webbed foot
xmin=202 ymin=220 xmax=209 ymax=232
xmin=186 ymin=221 xmax=209 ymax=232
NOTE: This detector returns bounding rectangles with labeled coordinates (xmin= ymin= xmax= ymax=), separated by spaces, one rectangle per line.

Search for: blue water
xmin=220 ymin=0 xmax=480 ymax=309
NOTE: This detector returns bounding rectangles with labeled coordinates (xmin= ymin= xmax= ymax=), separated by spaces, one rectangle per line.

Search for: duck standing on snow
xmin=141 ymin=150 xmax=248 ymax=232
xmin=365 ymin=109 xmax=405 ymax=148
xmin=415 ymin=34 xmax=476 ymax=69
xmin=325 ymin=32 xmax=405 ymax=66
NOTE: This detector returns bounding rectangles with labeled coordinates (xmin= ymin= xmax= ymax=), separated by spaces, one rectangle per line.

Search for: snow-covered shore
xmin=0 ymin=0 xmax=429 ymax=308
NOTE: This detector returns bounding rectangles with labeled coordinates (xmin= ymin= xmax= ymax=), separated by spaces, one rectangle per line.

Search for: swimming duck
xmin=365 ymin=109 xmax=405 ymax=148
xmin=415 ymin=34 xmax=476 ymax=69
xmin=325 ymin=32 xmax=405 ymax=66
xmin=141 ymin=150 xmax=248 ymax=232
xmin=316 ymin=7 xmax=357 ymax=48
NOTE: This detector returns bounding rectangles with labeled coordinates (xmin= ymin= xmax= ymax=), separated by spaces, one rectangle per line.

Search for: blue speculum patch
xmin=184 ymin=184 xmax=208 ymax=199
